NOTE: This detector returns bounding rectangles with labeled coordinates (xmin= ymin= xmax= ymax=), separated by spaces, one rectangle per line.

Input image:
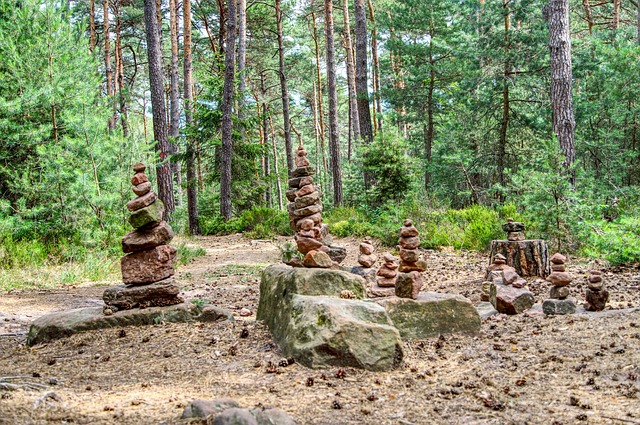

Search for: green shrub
xmin=175 ymin=243 xmax=206 ymax=266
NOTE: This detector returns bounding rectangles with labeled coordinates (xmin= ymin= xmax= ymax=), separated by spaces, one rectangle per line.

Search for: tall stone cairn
xmin=542 ymin=253 xmax=576 ymax=315
xmin=585 ymin=270 xmax=608 ymax=311
xmin=103 ymin=162 xmax=182 ymax=313
xmin=287 ymin=145 xmax=346 ymax=267
xmin=395 ymin=220 xmax=426 ymax=299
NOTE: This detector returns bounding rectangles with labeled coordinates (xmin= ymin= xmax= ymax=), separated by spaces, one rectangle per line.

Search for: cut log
xmin=488 ymin=239 xmax=550 ymax=278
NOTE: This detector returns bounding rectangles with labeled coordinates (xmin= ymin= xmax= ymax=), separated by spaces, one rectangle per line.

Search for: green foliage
xmin=578 ymin=217 xmax=640 ymax=266
xmin=175 ymin=243 xmax=206 ymax=266
xmin=278 ymin=241 xmax=301 ymax=263
xmin=200 ymin=206 xmax=293 ymax=238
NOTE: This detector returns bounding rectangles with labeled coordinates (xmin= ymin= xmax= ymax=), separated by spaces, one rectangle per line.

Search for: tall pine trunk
xmin=276 ymin=0 xmax=294 ymax=173
xmin=311 ymin=11 xmax=328 ymax=174
xmin=342 ymin=0 xmax=359 ymax=161
xmin=220 ymin=0 xmax=236 ymax=220
xmin=237 ymin=0 xmax=247 ymax=130
xmin=184 ymin=0 xmax=199 ymax=234
xmin=104 ymin=0 xmax=116 ymax=130
xmin=169 ymin=0 xmax=182 ymax=206
xmin=325 ymin=0 xmax=342 ymax=206
xmin=89 ymin=0 xmax=96 ymax=52
xmin=367 ymin=0 xmax=382 ymax=134
xmin=354 ymin=0 xmax=374 ymax=188
xmin=144 ymin=0 xmax=175 ymax=219
xmin=544 ymin=0 xmax=576 ymax=180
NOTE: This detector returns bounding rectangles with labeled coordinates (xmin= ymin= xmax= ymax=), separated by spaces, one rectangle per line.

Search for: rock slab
xmin=376 ymin=293 xmax=481 ymax=339
xmin=27 ymin=303 xmax=233 ymax=346
xmin=542 ymin=298 xmax=577 ymax=315
xmin=121 ymin=244 xmax=177 ymax=285
xmin=102 ymin=277 xmax=183 ymax=311
xmin=489 ymin=281 xmax=535 ymax=314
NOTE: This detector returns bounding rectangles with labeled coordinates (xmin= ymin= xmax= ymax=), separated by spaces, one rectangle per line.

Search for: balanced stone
xmin=395 ymin=271 xmax=423 ymax=300
xmin=121 ymin=244 xmax=177 ymax=285
xmin=295 ymin=236 xmax=323 ymax=254
xmin=122 ymin=221 xmax=174 ymax=253
xmin=296 ymin=184 xmax=314 ymax=197
xmin=399 ymin=248 xmax=420 ymax=263
xmin=126 ymin=190 xmax=158 ymax=212
xmin=291 ymin=166 xmax=315 ymax=178
xmin=489 ymin=281 xmax=535 ymax=314
xmin=359 ymin=240 xmax=375 ymax=255
xmin=543 ymin=298 xmax=577 ymax=315
xmin=288 ymin=177 xmax=301 ymax=189
xmin=133 ymin=181 xmax=152 ymax=196
xmin=299 ymin=176 xmax=313 ymax=187
xmin=358 ymin=254 xmax=377 ymax=268
xmin=551 ymin=264 xmax=566 ymax=272
xmin=399 ymin=236 xmax=420 ymax=250
xmin=128 ymin=199 xmax=164 ymax=229
xmin=103 ymin=277 xmax=183 ymax=312
xmin=398 ymin=260 xmax=428 ymax=273
xmin=293 ymin=204 xmax=322 ymax=218
xmin=546 ymin=272 xmax=572 ymax=286
xmin=585 ymin=270 xmax=608 ymax=311
xmin=544 ymin=252 xmax=575 ymax=315
xmin=131 ymin=172 xmax=149 ymax=186
xmin=132 ymin=162 xmax=146 ymax=173
xmin=550 ymin=285 xmax=570 ymax=299
xmin=550 ymin=253 xmax=567 ymax=264
xmin=286 ymin=189 xmax=297 ymax=202
xmin=302 ymin=250 xmax=333 ymax=268
xmin=294 ymin=191 xmax=320 ymax=209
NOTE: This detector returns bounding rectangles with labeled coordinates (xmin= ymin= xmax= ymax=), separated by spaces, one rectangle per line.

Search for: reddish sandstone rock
xmin=132 ymin=181 xmax=152 ymax=196
xmin=131 ymin=172 xmax=149 ymax=186
xmin=398 ymin=236 xmax=420 ymax=250
xmin=121 ymin=245 xmax=177 ymax=285
xmin=395 ymin=272 xmax=423 ymax=299
xmin=302 ymin=250 xmax=333 ymax=268
xmin=126 ymin=191 xmax=158 ymax=212
xmin=546 ymin=272 xmax=573 ymax=286
xmin=122 ymin=221 xmax=174 ymax=253
xmin=295 ymin=236 xmax=324 ymax=254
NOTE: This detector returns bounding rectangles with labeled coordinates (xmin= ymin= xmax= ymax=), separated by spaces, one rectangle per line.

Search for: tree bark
xmin=544 ymin=0 xmax=576 ymax=179
xmin=89 ymin=0 xmax=96 ymax=52
xmin=424 ymin=59 xmax=435 ymax=190
xmin=310 ymin=11 xmax=327 ymax=173
xmin=184 ymin=0 xmax=199 ymax=234
xmin=325 ymin=0 xmax=343 ymax=206
xmin=276 ymin=0 xmax=294 ymax=173
xmin=114 ymin=0 xmax=128 ymax=136
xmin=144 ymin=0 xmax=175 ymax=219
xmin=220 ymin=0 xmax=236 ymax=220
xmin=367 ymin=0 xmax=382 ymax=134
xmin=342 ymin=0 xmax=359 ymax=161
xmin=498 ymin=1 xmax=510 ymax=190
xmin=354 ymin=0 xmax=374 ymax=189
xmin=489 ymin=240 xmax=550 ymax=278
xmin=169 ymin=0 xmax=182 ymax=206
xmin=237 ymin=0 xmax=247 ymax=127
xmin=104 ymin=0 xmax=116 ymax=130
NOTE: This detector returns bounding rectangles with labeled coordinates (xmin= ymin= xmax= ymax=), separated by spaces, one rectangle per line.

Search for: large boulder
xmin=281 ymin=295 xmax=403 ymax=370
xmin=257 ymin=265 xmax=402 ymax=370
xmin=27 ymin=303 xmax=233 ymax=346
xmin=489 ymin=281 xmax=535 ymax=314
xmin=376 ymin=293 xmax=481 ymax=339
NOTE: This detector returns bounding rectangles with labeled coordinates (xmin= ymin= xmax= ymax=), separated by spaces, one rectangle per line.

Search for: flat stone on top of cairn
xmin=287 ymin=145 xmax=346 ymax=267
xmin=395 ymin=220 xmax=425 ymax=300
xmin=585 ymin=269 xmax=609 ymax=311
xmin=542 ymin=253 xmax=576 ymax=315
xmin=104 ymin=162 xmax=182 ymax=313
xmin=502 ymin=218 xmax=525 ymax=241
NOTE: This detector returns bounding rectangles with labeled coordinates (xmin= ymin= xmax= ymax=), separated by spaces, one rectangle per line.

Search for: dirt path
xmin=1 ymin=234 xmax=639 ymax=424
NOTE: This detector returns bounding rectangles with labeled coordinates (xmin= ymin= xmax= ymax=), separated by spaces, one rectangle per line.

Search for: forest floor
xmin=1 ymin=234 xmax=640 ymax=424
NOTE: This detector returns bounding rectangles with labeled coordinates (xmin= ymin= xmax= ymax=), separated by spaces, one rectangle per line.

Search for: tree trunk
xmin=104 ymin=0 xmax=116 ymax=130
xmin=342 ymin=0 xmax=359 ymax=161
xmin=169 ymin=0 xmax=182 ymax=206
xmin=311 ymin=11 xmax=327 ymax=173
xmin=237 ymin=0 xmax=247 ymax=128
xmin=367 ymin=0 xmax=382 ymax=134
xmin=489 ymin=240 xmax=550 ymax=278
xmin=424 ymin=60 xmax=435 ymax=190
xmin=276 ymin=0 xmax=294 ymax=173
xmin=498 ymin=1 xmax=510 ymax=190
xmin=144 ymin=0 xmax=175 ymax=219
xmin=325 ymin=0 xmax=343 ymax=206
xmin=89 ymin=0 xmax=96 ymax=52
xmin=220 ymin=0 xmax=236 ymax=220
xmin=582 ymin=0 xmax=593 ymax=36
xmin=264 ymin=105 xmax=271 ymax=208
xmin=217 ymin=0 xmax=225 ymax=57
xmin=114 ymin=1 xmax=128 ymax=136
xmin=184 ymin=0 xmax=199 ymax=234
xmin=354 ymin=0 xmax=374 ymax=188
xmin=544 ymin=0 xmax=576 ymax=179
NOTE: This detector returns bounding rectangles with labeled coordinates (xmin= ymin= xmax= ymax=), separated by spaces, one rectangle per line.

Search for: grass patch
xmin=175 ymin=243 xmax=207 ymax=267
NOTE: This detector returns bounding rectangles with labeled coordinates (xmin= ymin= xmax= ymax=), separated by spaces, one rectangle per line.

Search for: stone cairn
xmin=377 ymin=253 xmax=399 ymax=287
xmin=585 ymin=270 xmax=608 ymax=311
xmin=287 ymin=145 xmax=346 ymax=268
xmin=395 ymin=220 xmax=427 ymax=299
xmin=103 ymin=162 xmax=182 ymax=313
xmin=503 ymin=218 xmax=525 ymax=241
xmin=351 ymin=237 xmax=378 ymax=283
xmin=485 ymin=254 xmax=535 ymax=314
xmin=542 ymin=253 xmax=576 ymax=315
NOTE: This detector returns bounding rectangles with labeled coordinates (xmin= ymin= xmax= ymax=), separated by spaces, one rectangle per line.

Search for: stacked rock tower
xmin=585 ymin=270 xmax=608 ymax=311
xmin=287 ymin=145 xmax=345 ymax=267
xmin=103 ymin=162 xmax=182 ymax=312
xmin=542 ymin=253 xmax=576 ymax=315
xmin=358 ymin=237 xmax=377 ymax=268
xmin=395 ymin=220 xmax=427 ymax=299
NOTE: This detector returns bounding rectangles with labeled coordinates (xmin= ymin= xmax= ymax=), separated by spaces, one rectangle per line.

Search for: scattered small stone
xmin=332 ymin=400 xmax=342 ymax=409
xmin=239 ymin=308 xmax=252 ymax=317
xmin=240 ymin=328 xmax=249 ymax=338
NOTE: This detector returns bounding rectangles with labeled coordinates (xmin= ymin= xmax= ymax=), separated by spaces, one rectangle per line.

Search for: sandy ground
xmin=1 ymin=234 xmax=639 ymax=425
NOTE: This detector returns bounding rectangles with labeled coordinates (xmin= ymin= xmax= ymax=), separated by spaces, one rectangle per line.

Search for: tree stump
xmin=488 ymin=240 xmax=550 ymax=278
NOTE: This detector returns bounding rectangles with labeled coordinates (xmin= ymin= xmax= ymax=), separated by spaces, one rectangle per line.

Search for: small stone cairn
xmin=395 ymin=220 xmax=427 ymax=299
xmin=542 ymin=253 xmax=576 ymax=315
xmin=502 ymin=218 xmax=525 ymax=241
xmin=358 ymin=237 xmax=377 ymax=268
xmin=486 ymin=255 xmax=534 ymax=314
xmin=103 ymin=162 xmax=182 ymax=313
xmin=287 ymin=145 xmax=346 ymax=268
xmin=585 ymin=270 xmax=608 ymax=311
xmin=377 ymin=253 xmax=399 ymax=287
